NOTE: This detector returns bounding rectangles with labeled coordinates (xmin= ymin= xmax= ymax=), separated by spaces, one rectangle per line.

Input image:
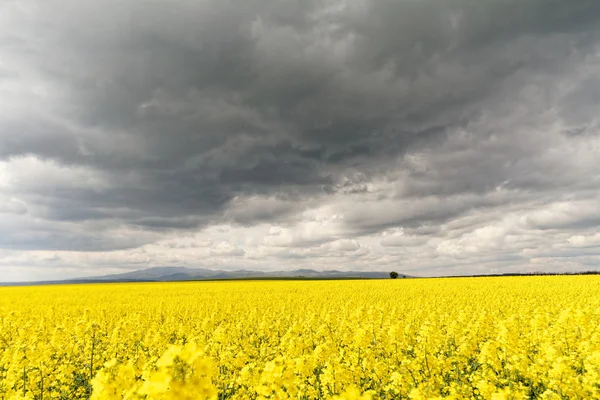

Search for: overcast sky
xmin=1 ymin=0 xmax=600 ymax=281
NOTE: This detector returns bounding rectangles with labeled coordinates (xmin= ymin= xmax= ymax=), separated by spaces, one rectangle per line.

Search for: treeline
xmin=446 ymin=271 xmax=600 ymax=278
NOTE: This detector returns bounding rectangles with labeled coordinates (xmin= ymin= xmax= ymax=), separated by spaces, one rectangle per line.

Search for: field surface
xmin=1 ymin=277 xmax=600 ymax=399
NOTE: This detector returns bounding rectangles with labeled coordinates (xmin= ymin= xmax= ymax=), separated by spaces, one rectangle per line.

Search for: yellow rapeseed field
xmin=1 ymin=277 xmax=600 ymax=399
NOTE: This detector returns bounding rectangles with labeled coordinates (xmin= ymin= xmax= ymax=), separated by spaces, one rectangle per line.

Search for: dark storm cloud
xmin=2 ymin=0 xmax=600 ymax=255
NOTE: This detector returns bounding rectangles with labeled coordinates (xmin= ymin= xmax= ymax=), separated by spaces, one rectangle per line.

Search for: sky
xmin=1 ymin=0 xmax=600 ymax=281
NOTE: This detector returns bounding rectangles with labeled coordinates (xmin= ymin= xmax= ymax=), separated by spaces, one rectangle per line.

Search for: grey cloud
xmin=0 ymin=198 xmax=27 ymax=215
xmin=1 ymin=0 xmax=600 ymax=277
xmin=0 ymin=214 xmax=155 ymax=251
xmin=9 ymin=1 xmax=600 ymax=164
xmin=223 ymin=195 xmax=305 ymax=226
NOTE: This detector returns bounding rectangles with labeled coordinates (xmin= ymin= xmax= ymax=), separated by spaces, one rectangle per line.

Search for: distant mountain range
xmin=4 ymin=268 xmax=599 ymax=286
xmin=2 ymin=267 xmax=410 ymax=285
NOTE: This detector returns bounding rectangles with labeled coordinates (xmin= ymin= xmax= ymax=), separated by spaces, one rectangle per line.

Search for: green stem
xmin=39 ymin=366 xmax=43 ymax=400
xmin=90 ymin=331 xmax=96 ymax=382
xmin=22 ymin=366 xmax=26 ymax=397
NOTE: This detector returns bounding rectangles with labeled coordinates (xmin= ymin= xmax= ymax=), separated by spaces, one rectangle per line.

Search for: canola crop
xmin=1 ymin=277 xmax=600 ymax=399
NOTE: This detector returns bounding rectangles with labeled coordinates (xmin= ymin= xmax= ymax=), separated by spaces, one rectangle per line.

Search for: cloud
xmin=1 ymin=0 xmax=600 ymax=280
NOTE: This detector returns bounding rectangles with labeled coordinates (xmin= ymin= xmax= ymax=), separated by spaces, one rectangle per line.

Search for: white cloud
xmin=0 ymin=156 xmax=110 ymax=192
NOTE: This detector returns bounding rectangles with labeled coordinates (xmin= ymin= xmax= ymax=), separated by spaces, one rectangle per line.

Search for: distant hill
xmin=1 ymin=267 xmax=410 ymax=285
xmin=5 ymin=268 xmax=598 ymax=286
xmin=81 ymin=267 xmax=407 ymax=281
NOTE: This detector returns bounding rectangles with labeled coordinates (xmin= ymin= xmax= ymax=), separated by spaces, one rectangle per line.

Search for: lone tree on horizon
xmin=389 ymin=271 xmax=399 ymax=279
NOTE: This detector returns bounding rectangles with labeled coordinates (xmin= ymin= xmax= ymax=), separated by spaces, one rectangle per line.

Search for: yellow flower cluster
xmin=1 ymin=276 xmax=600 ymax=399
